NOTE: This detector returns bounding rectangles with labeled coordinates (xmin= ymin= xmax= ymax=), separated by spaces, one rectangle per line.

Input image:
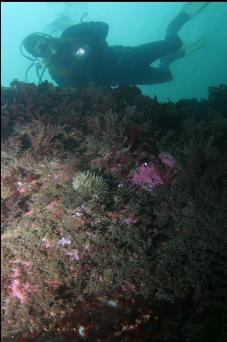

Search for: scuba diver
xmin=21 ymin=2 xmax=209 ymax=88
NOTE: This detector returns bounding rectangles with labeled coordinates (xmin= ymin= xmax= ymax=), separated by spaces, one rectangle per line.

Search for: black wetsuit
xmin=47 ymin=12 xmax=190 ymax=88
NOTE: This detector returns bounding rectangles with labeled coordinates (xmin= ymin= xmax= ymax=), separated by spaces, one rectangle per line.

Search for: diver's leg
xmin=130 ymin=37 xmax=182 ymax=66
xmin=135 ymin=66 xmax=173 ymax=85
xmin=159 ymin=36 xmax=205 ymax=68
xmin=166 ymin=12 xmax=190 ymax=36
xmin=130 ymin=11 xmax=190 ymax=65
xmin=162 ymin=2 xmax=209 ymax=62
xmin=131 ymin=2 xmax=209 ymax=66
xmin=136 ymin=48 xmax=185 ymax=85
xmin=159 ymin=48 xmax=185 ymax=70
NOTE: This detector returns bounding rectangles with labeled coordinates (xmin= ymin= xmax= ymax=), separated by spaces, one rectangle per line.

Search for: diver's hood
xmin=22 ymin=33 xmax=53 ymax=58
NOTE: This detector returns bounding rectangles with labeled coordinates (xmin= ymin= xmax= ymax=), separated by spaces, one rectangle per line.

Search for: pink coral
xmin=9 ymin=259 xmax=31 ymax=268
xmin=7 ymin=260 xmax=38 ymax=304
xmin=11 ymin=268 xmax=21 ymax=278
xmin=47 ymin=280 xmax=61 ymax=289
xmin=42 ymin=238 xmax=54 ymax=249
xmin=122 ymin=217 xmax=137 ymax=225
xmin=16 ymin=181 xmax=28 ymax=194
xmin=66 ymin=249 xmax=80 ymax=261
xmin=159 ymin=151 xmax=176 ymax=169
xmin=25 ymin=210 xmax=34 ymax=217
xmin=46 ymin=200 xmax=59 ymax=211
xmin=8 ymin=279 xmax=27 ymax=304
xmin=130 ymin=163 xmax=164 ymax=192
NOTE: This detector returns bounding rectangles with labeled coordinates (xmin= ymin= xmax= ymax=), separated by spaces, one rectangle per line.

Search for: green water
xmin=1 ymin=1 xmax=227 ymax=101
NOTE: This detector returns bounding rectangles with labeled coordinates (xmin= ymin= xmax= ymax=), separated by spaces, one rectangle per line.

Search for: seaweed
xmin=1 ymin=82 xmax=227 ymax=341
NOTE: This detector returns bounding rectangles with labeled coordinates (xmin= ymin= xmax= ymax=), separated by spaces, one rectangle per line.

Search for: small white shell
xmin=106 ymin=300 xmax=118 ymax=307
xmin=78 ymin=325 xmax=85 ymax=337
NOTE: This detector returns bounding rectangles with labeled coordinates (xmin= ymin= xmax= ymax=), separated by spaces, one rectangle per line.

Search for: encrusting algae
xmin=1 ymin=81 xmax=227 ymax=341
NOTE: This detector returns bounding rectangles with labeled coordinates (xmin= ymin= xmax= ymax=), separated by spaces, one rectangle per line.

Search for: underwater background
xmin=1 ymin=1 xmax=227 ymax=101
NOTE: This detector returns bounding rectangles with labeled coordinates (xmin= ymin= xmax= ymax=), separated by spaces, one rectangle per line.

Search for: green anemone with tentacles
xmin=72 ymin=170 xmax=109 ymax=203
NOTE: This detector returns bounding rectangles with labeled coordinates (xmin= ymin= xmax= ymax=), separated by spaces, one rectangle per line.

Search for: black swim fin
xmin=181 ymin=2 xmax=210 ymax=19
xmin=183 ymin=36 xmax=206 ymax=56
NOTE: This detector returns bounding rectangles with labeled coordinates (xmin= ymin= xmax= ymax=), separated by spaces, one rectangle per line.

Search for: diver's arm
xmin=61 ymin=22 xmax=109 ymax=42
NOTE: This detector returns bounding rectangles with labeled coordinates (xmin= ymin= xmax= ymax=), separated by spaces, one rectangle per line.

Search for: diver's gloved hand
xmin=181 ymin=2 xmax=210 ymax=19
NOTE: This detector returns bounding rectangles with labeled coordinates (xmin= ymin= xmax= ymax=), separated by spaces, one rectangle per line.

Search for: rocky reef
xmin=1 ymin=81 xmax=227 ymax=341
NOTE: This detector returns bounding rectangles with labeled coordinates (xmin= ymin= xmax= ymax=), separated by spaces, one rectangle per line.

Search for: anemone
xmin=72 ymin=170 xmax=109 ymax=203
